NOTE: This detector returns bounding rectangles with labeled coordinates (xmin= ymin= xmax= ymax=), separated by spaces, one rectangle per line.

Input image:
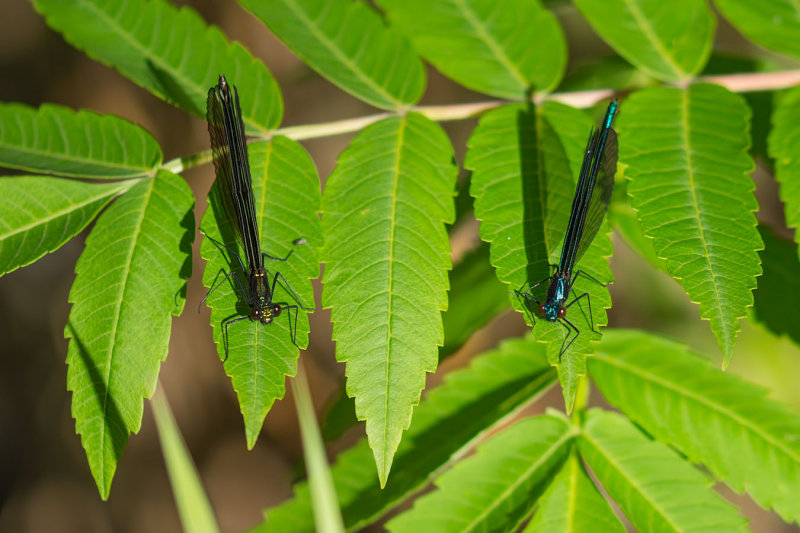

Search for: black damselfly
xmin=202 ymin=75 xmax=310 ymax=357
xmin=515 ymin=100 xmax=619 ymax=359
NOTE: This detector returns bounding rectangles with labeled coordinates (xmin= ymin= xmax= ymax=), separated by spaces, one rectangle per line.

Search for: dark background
xmin=1 ymin=1 xmax=798 ymax=531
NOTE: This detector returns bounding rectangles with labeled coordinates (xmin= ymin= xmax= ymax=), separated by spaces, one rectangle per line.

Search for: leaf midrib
xmin=594 ymin=352 xmax=800 ymax=465
xmin=278 ymin=0 xmax=404 ymax=108
xmin=100 ymin=178 xmax=153 ymax=484
xmin=620 ymin=0 xmax=685 ymax=79
xmin=461 ymin=426 xmax=574 ymax=532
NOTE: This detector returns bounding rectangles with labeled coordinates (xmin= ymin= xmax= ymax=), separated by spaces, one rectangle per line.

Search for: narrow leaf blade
xmin=0 ymin=103 xmax=162 ymax=178
xmin=200 ymin=137 xmax=321 ymax=448
xmin=32 ymin=0 xmax=282 ymax=133
xmin=0 ymin=176 xmax=134 ymax=277
xmin=579 ymin=409 xmax=750 ymax=532
xmin=240 ymin=0 xmax=425 ymax=109
xmin=152 ymin=387 xmax=221 ymax=533
xmin=466 ymin=102 xmax=614 ymax=411
xmin=377 ymin=0 xmax=566 ymax=98
xmin=321 ymin=113 xmax=457 ymax=485
xmin=386 ymin=415 xmax=574 ymax=533
xmin=523 ymin=451 xmax=625 ymax=533
xmin=66 ymin=170 xmax=194 ymax=498
xmin=590 ymin=329 xmax=800 ymax=524
xmin=256 ymin=334 xmax=556 ymax=532
xmin=619 ymin=84 xmax=762 ymax=364
xmin=573 ymin=0 xmax=714 ymax=82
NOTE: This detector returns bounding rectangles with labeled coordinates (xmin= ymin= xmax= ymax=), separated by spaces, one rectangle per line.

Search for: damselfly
xmin=515 ymin=100 xmax=619 ymax=359
xmin=202 ymin=75 xmax=310 ymax=357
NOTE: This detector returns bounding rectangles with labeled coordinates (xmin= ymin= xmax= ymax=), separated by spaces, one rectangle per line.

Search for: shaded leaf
xmin=559 ymin=56 xmax=657 ymax=92
xmin=714 ymin=0 xmax=800 ymax=60
xmin=200 ymin=137 xmax=321 ymax=448
xmin=573 ymin=0 xmax=714 ymax=82
xmin=579 ymin=409 xmax=750 ymax=532
xmin=321 ymin=113 xmax=457 ymax=485
xmin=386 ymin=415 xmax=574 ymax=533
xmin=257 ymin=335 xmax=557 ymax=533
xmin=769 ymin=84 xmax=800 ymax=256
xmin=466 ymin=102 xmax=613 ymax=411
xmin=524 ymin=450 xmax=624 ymax=533
xmin=590 ymin=329 xmax=800 ymax=524
xmin=377 ymin=0 xmax=565 ymax=98
xmin=753 ymin=226 xmax=800 ymax=346
xmin=0 ymin=176 xmax=134 ymax=277
xmin=440 ymin=242 xmax=509 ymax=358
xmin=619 ymin=84 xmax=761 ymax=365
xmin=0 ymin=103 xmax=161 ymax=178
xmin=32 ymin=0 xmax=282 ymax=134
xmin=66 ymin=170 xmax=194 ymax=498
xmin=607 ymin=181 xmax=665 ymax=272
xmin=240 ymin=0 xmax=424 ymax=110
xmin=152 ymin=387 xmax=221 ymax=533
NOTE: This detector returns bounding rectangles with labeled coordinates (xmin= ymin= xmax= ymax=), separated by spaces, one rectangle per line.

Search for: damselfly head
xmin=538 ymin=302 xmax=565 ymax=322
xmin=250 ymin=306 xmax=273 ymax=324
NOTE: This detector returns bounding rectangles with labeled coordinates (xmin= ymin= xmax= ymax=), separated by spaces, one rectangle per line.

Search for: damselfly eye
xmin=273 ymin=305 xmax=282 ymax=317
xmin=558 ymin=307 xmax=567 ymax=319
xmin=537 ymin=303 xmax=546 ymax=316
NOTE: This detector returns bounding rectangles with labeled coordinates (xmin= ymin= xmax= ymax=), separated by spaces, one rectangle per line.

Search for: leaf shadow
xmin=66 ymin=320 xmax=128 ymax=466
xmin=174 ymin=202 xmax=195 ymax=307
xmin=517 ymin=103 xmax=551 ymax=289
xmin=145 ymin=59 xmax=203 ymax=117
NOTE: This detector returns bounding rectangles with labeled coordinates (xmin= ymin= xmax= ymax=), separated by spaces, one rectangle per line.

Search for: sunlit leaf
xmin=0 ymin=176 xmax=134 ymax=277
xmin=321 ymin=113 xmax=456 ymax=485
xmin=619 ymin=84 xmax=762 ymax=365
xmin=579 ymin=409 xmax=750 ymax=532
xmin=715 ymin=0 xmax=800 ymax=60
xmin=66 ymin=170 xmax=194 ymax=498
xmin=32 ymin=0 xmax=282 ymax=134
xmin=590 ymin=329 xmax=800 ymax=524
xmin=769 ymin=84 xmax=800 ymax=257
xmin=256 ymin=335 xmax=556 ymax=532
xmin=573 ymin=0 xmax=714 ymax=81
xmin=200 ymin=137 xmax=321 ymax=448
xmin=240 ymin=0 xmax=424 ymax=109
xmin=377 ymin=0 xmax=565 ymax=98
xmin=0 ymin=103 xmax=161 ymax=178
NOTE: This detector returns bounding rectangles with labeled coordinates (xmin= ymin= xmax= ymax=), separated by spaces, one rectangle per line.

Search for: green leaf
xmin=65 ymin=170 xmax=194 ymax=498
xmin=291 ymin=365 xmax=345 ymax=533
xmin=200 ymin=137 xmax=321 ymax=449
xmin=579 ymin=409 xmax=750 ymax=533
xmin=152 ymin=387 xmax=221 ymax=533
xmin=377 ymin=0 xmax=565 ymax=98
xmin=589 ymin=329 xmax=800 ymax=524
xmin=466 ymin=102 xmax=614 ymax=411
xmin=619 ymin=84 xmax=762 ymax=365
xmin=441 ymin=242 xmax=509 ymax=358
xmin=256 ymin=334 xmax=557 ymax=533
xmin=754 ymin=226 xmax=800 ymax=346
xmin=386 ymin=415 xmax=574 ymax=533
xmin=559 ymin=56 xmax=657 ymax=92
xmin=0 ymin=103 xmax=162 ymax=178
xmin=608 ymin=181 xmax=666 ymax=273
xmin=573 ymin=0 xmax=714 ymax=82
xmin=523 ymin=451 xmax=624 ymax=533
xmin=240 ymin=0 xmax=424 ymax=110
xmin=769 ymin=84 xmax=800 ymax=256
xmin=321 ymin=113 xmax=456 ymax=485
xmin=714 ymin=0 xmax=800 ymax=60
xmin=31 ymin=0 xmax=282 ymax=134
xmin=0 ymin=176 xmax=134 ymax=277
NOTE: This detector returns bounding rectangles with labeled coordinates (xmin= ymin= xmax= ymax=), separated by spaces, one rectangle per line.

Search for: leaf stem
xmin=163 ymin=69 xmax=800 ymax=173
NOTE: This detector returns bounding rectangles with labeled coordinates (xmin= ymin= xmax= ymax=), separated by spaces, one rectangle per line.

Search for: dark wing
xmin=574 ymin=127 xmax=617 ymax=264
xmin=206 ymin=76 xmax=262 ymax=270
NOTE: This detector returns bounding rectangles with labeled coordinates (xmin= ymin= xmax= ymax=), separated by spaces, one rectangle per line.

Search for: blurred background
xmin=0 ymin=0 xmax=799 ymax=531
